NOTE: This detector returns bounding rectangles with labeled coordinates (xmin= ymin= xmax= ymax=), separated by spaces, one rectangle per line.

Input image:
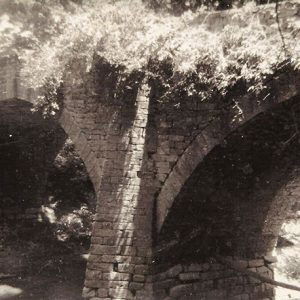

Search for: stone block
xmin=184 ymin=263 xmax=209 ymax=272
xmin=257 ymin=266 xmax=272 ymax=277
xmin=179 ymin=272 xmax=201 ymax=282
xmin=153 ymin=279 xmax=177 ymax=290
xmin=169 ymin=284 xmax=194 ymax=297
xmin=129 ymin=282 xmax=144 ymax=291
xmin=118 ymin=263 xmax=135 ymax=274
xmin=82 ymin=287 xmax=97 ymax=298
xmin=118 ymin=246 xmax=136 ymax=256
xmin=248 ymin=259 xmax=264 ymax=268
xmin=109 ymin=281 xmax=129 ymax=289
xmin=205 ymin=289 xmax=226 ymax=300
xmin=228 ymin=284 xmax=244 ymax=296
xmin=92 ymin=245 xmax=117 ymax=255
xmin=84 ymin=279 xmax=104 ymax=288
xmin=135 ymin=290 xmax=156 ymax=300
xmin=151 ymin=271 xmax=167 ymax=282
xmin=133 ymin=275 xmax=145 ymax=282
xmin=264 ymin=255 xmax=277 ymax=264
xmin=109 ymin=287 xmax=134 ymax=299
xmin=135 ymin=264 xmax=149 ymax=275
xmin=166 ymin=264 xmax=183 ymax=278
xmin=103 ymin=272 xmax=131 ymax=281
xmin=200 ymin=271 xmax=220 ymax=281
xmin=85 ymin=270 xmax=102 ymax=280
xmin=233 ymin=260 xmax=248 ymax=269
xmin=97 ymin=288 xmax=109 ymax=297
xmin=249 ymin=276 xmax=261 ymax=284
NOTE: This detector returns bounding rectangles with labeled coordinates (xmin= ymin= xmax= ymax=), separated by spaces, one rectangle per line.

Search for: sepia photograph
xmin=0 ymin=0 xmax=300 ymax=299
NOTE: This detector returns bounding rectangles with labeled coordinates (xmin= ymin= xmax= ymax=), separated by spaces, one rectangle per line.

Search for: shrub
xmin=1 ymin=0 xmax=299 ymax=114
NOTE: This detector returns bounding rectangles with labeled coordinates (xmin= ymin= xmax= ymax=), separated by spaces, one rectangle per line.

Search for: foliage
xmin=46 ymin=139 xmax=95 ymax=244
xmin=276 ymin=219 xmax=300 ymax=284
xmin=1 ymin=0 xmax=300 ymax=114
xmin=48 ymin=137 xmax=96 ymax=212
xmin=279 ymin=252 xmax=300 ymax=280
xmin=54 ymin=205 xmax=94 ymax=242
xmin=145 ymin=0 xmax=284 ymax=13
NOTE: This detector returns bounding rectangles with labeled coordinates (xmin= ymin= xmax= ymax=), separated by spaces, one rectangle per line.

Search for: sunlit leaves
xmin=1 ymin=0 xmax=299 ymax=113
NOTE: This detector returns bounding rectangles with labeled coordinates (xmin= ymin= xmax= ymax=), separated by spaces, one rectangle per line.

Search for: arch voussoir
xmin=59 ymin=110 xmax=98 ymax=189
xmin=156 ymin=72 xmax=300 ymax=233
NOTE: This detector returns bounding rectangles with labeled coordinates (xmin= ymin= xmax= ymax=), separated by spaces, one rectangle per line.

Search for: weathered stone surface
xmin=248 ymin=259 xmax=264 ymax=268
xmin=133 ymin=275 xmax=146 ymax=282
xmin=135 ymin=265 xmax=149 ymax=275
xmin=264 ymin=255 xmax=277 ymax=264
xmin=166 ymin=264 xmax=183 ymax=278
xmin=169 ymin=284 xmax=194 ymax=297
xmin=82 ymin=287 xmax=97 ymax=298
xmin=129 ymin=282 xmax=144 ymax=291
xmin=2 ymin=4 xmax=300 ymax=297
xmin=97 ymin=289 xmax=109 ymax=298
xmin=179 ymin=272 xmax=201 ymax=282
xmin=184 ymin=263 xmax=209 ymax=272
xmin=153 ymin=279 xmax=177 ymax=290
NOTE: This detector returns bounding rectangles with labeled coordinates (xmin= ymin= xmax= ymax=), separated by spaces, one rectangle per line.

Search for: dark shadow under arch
xmin=156 ymin=94 xmax=300 ymax=264
xmin=156 ymin=69 xmax=300 ymax=233
xmin=0 ymin=98 xmax=96 ymax=300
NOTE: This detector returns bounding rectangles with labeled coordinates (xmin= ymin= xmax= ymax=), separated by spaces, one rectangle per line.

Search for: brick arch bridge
xmin=1 ymin=2 xmax=300 ymax=299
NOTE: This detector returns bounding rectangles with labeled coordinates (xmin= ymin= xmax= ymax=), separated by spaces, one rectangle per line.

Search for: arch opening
xmin=153 ymin=95 xmax=300 ymax=299
xmin=158 ymin=95 xmax=300 ymax=259
xmin=0 ymin=99 xmax=96 ymax=299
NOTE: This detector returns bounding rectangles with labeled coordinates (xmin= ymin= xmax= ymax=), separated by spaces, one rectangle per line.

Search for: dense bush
xmin=0 ymin=0 xmax=299 ymax=115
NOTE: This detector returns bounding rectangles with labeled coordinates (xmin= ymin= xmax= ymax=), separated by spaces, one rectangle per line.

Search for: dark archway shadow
xmin=0 ymin=99 xmax=96 ymax=300
xmin=156 ymin=94 xmax=300 ymax=265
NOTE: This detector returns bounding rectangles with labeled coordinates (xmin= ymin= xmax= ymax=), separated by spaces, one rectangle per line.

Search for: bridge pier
xmin=82 ymin=84 xmax=156 ymax=299
xmin=67 ymin=64 xmax=157 ymax=299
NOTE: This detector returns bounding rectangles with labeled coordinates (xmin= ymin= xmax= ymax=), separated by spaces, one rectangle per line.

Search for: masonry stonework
xmin=149 ymin=258 xmax=275 ymax=300
xmin=1 ymin=2 xmax=300 ymax=299
xmin=60 ymin=56 xmax=300 ymax=299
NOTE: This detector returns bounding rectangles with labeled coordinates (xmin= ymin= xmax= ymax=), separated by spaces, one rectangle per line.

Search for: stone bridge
xmin=1 ymin=2 xmax=300 ymax=299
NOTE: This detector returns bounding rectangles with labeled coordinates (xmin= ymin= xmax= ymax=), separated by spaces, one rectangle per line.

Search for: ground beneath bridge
xmin=0 ymin=234 xmax=87 ymax=300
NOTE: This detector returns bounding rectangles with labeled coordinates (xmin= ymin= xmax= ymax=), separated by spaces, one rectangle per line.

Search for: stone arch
xmin=58 ymin=110 xmax=99 ymax=193
xmin=0 ymin=97 xmax=99 ymax=298
xmin=156 ymin=94 xmax=300 ymax=258
xmin=156 ymin=70 xmax=300 ymax=233
xmin=0 ymin=97 xmax=97 ymax=203
xmin=249 ymin=163 xmax=300 ymax=256
xmin=0 ymin=54 xmax=98 ymax=194
xmin=0 ymin=100 xmax=98 ymax=196
xmin=149 ymin=97 xmax=300 ymax=300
